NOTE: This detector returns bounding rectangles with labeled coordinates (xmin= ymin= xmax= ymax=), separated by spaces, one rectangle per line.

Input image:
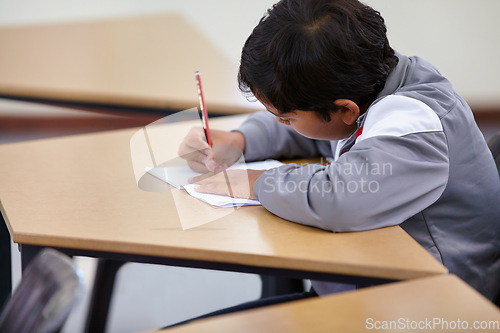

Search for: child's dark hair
xmin=238 ymin=0 xmax=398 ymax=121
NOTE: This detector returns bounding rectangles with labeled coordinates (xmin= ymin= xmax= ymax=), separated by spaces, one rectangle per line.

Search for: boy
xmin=180 ymin=0 xmax=500 ymax=305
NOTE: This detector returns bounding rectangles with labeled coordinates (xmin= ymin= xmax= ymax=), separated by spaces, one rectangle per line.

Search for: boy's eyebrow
xmin=266 ymin=109 xmax=295 ymax=117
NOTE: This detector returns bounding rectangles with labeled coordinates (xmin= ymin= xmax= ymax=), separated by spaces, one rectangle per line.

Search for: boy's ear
xmin=333 ymin=99 xmax=360 ymax=125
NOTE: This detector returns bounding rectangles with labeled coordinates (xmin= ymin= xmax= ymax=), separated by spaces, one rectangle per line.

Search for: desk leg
xmin=84 ymin=259 xmax=125 ymax=333
xmin=260 ymin=275 xmax=304 ymax=298
xmin=0 ymin=214 xmax=11 ymax=306
xmin=19 ymin=245 xmax=43 ymax=271
xmin=20 ymin=246 xmax=124 ymax=333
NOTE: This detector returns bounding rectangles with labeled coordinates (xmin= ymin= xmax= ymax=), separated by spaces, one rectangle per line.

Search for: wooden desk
xmin=0 ymin=114 xmax=446 ymax=331
xmin=161 ymin=275 xmax=500 ymax=333
xmin=0 ymin=15 xmax=258 ymax=114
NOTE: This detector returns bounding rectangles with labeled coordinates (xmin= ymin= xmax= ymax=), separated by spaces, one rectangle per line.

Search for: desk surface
xmin=0 ymin=15 xmax=258 ymax=114
xmin=162 ymin=275 xmax=500 ymax=333
xmin=0 ymin=114 xmax=446 ymax=282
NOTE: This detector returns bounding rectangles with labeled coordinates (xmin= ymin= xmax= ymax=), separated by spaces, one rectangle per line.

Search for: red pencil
xmin=195 ymin=71 xmax=212 ymax=147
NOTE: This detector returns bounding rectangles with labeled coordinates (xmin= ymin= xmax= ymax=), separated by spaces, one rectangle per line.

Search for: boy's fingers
xmin=178 ymin=144 xmax=210 ymax=159
xmin=185 ymin=136 xmax=210 ymax=151
xmin=204 ymin=160 xmax=228 ymax=173
xmin=193 ymin=183 xmax=229 ymax=196
xmin=178 ymin=147 xmax=212 ymax=173
xmin=186 ymin=160 xmax=209 ymax=173
xmin=213 ymin=163 xmax=228 ymax=173
xmin=178 ymin=127 xmax=211 ymax=156
xmin=185 ymin=149 xmax=210 ymax=163
xmin=203 ymin=158 xmax=217 ymax=172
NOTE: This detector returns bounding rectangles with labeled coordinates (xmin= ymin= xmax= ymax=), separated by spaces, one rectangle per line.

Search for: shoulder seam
xmin=357 ymin=95 xmax=443 ymax=143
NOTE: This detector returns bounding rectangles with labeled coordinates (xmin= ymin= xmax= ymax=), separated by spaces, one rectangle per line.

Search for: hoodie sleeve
xmin=236 ymin=111 xmax=326 ymax=161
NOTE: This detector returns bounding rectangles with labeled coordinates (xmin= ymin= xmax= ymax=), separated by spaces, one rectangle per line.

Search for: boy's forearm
xmin=237 ymin=111 xmax=320 ymax=161
xmin=228 ymin=130 xmax=246 ymax=154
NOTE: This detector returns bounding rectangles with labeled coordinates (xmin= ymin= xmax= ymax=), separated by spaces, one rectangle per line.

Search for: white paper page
xmin=228 ymin=159 xmax=284 ymax=171
xmin=146 ymin=165 xmax=198 ymax=189
xmin=183 ymin=184 xmax=261 ymax=207
xmin=146 ymin=160 xmax=283 ymax=207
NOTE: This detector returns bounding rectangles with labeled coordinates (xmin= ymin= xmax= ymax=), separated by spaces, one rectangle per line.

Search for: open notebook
xmin=146 ymin=160 xmax=283 ymax=208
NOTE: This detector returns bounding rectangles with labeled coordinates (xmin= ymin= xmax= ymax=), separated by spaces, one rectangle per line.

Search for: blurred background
xmin=1 ymin=1 xmax=499 ymax=332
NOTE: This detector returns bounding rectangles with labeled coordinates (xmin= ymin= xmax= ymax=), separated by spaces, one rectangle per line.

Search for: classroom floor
xmin=2 ymin=98 xmax=499 ymax=333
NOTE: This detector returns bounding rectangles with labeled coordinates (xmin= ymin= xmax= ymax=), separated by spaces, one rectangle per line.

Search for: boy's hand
xmin=178 ymin=127 xmax=245 ymax=173
xmin=189 ymin=169 xmax=266 ymax=200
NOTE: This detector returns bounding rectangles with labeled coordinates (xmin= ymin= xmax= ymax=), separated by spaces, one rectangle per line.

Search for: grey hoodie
xmin=237 ymin=52 xmax=500 ymax=300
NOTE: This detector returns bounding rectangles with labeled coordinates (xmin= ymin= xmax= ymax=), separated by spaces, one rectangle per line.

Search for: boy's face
xmin=262 ymin=101 xmax=358 ymax=141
